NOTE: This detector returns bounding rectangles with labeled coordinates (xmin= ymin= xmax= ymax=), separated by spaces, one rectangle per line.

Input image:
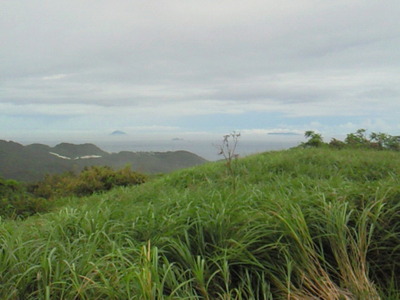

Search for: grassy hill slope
xmin=1 ymin=148 xmax=399 ymax=299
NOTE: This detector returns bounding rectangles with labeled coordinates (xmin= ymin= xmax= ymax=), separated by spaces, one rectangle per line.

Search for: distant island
xmin=110 ymin=130 xmax=127 ymax=135
xmin=0 ymin=140 xmax=207 ymax=182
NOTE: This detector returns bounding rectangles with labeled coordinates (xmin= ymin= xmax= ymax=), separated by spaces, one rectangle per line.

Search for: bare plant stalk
xmin=217 ymin=132 xmax=240 ymax=175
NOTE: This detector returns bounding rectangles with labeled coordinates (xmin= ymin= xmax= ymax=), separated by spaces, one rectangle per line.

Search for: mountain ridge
xmin=0 ymin=140 xmax=207 ymax=182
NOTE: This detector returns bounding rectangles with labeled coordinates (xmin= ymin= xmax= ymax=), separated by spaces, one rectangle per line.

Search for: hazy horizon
xmin=5 ymin=133 xmax=309 ymax=161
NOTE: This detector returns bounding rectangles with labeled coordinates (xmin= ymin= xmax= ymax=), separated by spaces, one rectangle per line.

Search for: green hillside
xmin=1 ymin=148 xmax=399 ymax=299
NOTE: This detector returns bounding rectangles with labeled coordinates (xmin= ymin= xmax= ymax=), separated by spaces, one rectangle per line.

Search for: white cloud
xmin=41 ymin=74 xmax=69 ymax=81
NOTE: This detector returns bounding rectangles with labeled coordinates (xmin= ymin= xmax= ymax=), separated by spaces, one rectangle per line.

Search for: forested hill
xmin=0 ymin=140 xmax=207 ymax=182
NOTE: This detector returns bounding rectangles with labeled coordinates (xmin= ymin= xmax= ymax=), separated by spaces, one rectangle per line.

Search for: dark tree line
xmin=302 ymin=129 xmax=400 ymax=151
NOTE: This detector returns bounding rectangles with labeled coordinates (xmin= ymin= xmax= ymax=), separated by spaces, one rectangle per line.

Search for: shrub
xmin=329 ymin=138 xmax=346 ymax=149
xmin=370 ymin=132 xmax=400 ymax=151
xmin=345 ymin=129 xmax=369 ymax=147
xmin=71 ymin=166 xmax=147 ymax=196
xmin=0 ymin=177 xmax=50 ymax=219
xmin=29 ymin=165 xmax=147 ymax=199
xmin=302 ymin=130 xmax=325 ymax=148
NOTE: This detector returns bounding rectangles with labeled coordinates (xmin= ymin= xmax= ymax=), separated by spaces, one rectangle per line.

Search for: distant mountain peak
xmin=111 ymin=130 xmax=127 ymax=136
xmin=52 ymin=143 xmax=108 ymax=158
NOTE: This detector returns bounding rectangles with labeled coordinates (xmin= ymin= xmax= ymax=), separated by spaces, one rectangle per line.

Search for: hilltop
xmin=0 ymin=140 xmax=207 ymax=182
xmin=0 ymin=147 xmax=399 ymax=298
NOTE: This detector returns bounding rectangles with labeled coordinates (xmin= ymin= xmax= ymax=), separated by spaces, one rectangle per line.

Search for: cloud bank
xmin=1 ymin=0 xmax=400 ymax=141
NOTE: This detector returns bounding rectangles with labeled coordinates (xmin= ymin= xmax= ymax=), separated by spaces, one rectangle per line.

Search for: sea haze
xmin=15 ymin=135 xmax=304 ymax=161
xmin=87 ymin=136 xmax=303 ymax=161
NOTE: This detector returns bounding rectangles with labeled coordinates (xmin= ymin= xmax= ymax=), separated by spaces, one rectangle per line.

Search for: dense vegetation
xmin=302 ymin=129 xmax=400 ymax=150
xmin=0 ymin=178 xmax=48 ymax=219
xmin=28 ymin=165 xmax=147 ymax=199
xmin=0 ymin=147 xmax=399 ymax=299
xmin=0 ymin=166 xmax=147 ymax=219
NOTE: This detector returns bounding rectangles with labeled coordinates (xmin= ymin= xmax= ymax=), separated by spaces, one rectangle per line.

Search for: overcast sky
xmin=1 ymin=1 xmax=400 ymax=145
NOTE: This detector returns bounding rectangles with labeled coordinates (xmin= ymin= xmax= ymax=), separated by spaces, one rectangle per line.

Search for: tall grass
xmin=0 ymin=148 xmax=399 ymax=299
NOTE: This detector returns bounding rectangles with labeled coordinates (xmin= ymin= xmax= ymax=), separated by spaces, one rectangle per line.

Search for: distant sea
xmin=14 ymin=135 xmax=304 ymax=161
xmin=94 ymin=138 xmax=303 ymax=161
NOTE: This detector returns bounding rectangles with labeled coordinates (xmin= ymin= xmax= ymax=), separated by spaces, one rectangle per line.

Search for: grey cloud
xmin=358 ymin=88 xmax=399 ymax=99
xmin=1 ymin=0 xmax=400 ymax=118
